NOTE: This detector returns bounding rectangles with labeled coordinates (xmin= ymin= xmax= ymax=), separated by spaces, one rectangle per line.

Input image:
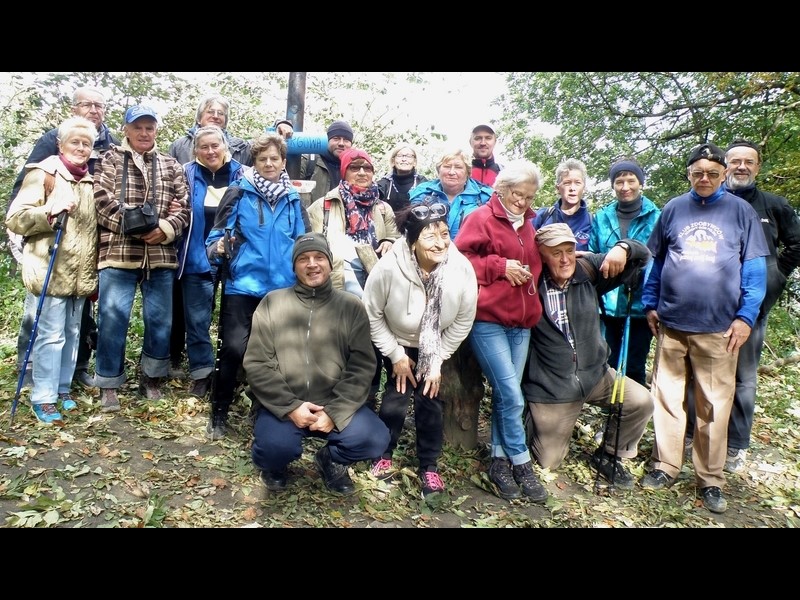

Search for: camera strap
xmin=120 ymin=153 xmax=157 ymax=211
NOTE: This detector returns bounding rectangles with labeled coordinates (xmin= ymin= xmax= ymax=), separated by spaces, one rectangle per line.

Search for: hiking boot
xmin=315 ymin=445 xmax=356 ymax=495
xmin=724 ymin=448 xmax=747 ymax=474
xmin=489 ymin=458 xmax=521 ymax=500
xmin=591 ymin=448 xmax=635 ymax=490
xmin=260 ymin=469 xmax=288 ymax=492
xmin=138 ymin=374 xmax=163 ymax=400
xmin=74 ymin=369 xmax=96 ymax=388
xmin=31 ymin=403 xmax=63 ymax=425
xmin=418 ymin=468 xmax=445 ymax=499
xmin=169 ymin=361 xmax=186 ymax=380
xmin=188 ymin=376 xmax=212 ymax=398
xmin=206 ymin=403 xmax=229 ymax=441
xmin=700 ymin=486 xmax=727 ymax=514
xmin=513 ymin=460 xmax=548 ymax=503
xmin=99 ymin=388 xmax=121 ymax=413
xmin=640 ymin=469 xmax=675 ymax=490
xmin=370 ymin=458 xmax=394 ymax=480
xmin=684 ymin=436 xmax=693 ymax=460
xmin=58 ymin=393 xmax=77 ymax=412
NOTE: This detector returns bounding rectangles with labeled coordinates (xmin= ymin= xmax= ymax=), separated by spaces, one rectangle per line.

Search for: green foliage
xmin=498 ymin=72 xmax=800 ymax=208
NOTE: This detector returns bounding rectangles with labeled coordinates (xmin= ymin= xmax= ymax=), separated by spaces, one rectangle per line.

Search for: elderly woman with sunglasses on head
xmin=455 ymin=159 xmax=548 ymax=503
xmin=362 ymin=197 xmax=478 ymax=499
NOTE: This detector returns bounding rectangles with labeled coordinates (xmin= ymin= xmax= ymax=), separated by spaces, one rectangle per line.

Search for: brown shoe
xmin=188 ymin=376 xmax=212 ymax=398
xmin=100 ymin=388 xmax=121 ymax=413
xmin=138 ymin=375 xmax=163 ymax=400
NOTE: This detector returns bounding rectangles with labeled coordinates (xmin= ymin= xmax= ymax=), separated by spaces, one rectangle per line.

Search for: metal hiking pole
xmin=10 ymin=212 xmax=68 ymax=426
xmin=594 ymin=285 xmax=633 ymax=493
xmin=209 ymin=228 xmax=232 ymax=401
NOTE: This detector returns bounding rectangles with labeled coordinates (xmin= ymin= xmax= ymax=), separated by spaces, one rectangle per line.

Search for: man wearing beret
xmin=640 ymin=142 xmax=769 ymax=514
xmin=523 ymin=223 xmax=653 ymax=490
xmin=298 ymin=119 xmax=354 ymax=207
xmin=244 ymin=232 xmax=390 ymax=495
xmin=685 ymin=139 xmax=800 ymax=473
xmin=589 ymin=157 xmax=661 ymax=388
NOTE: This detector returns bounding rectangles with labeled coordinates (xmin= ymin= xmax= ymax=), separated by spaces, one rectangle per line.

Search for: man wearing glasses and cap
xmin=640 ymin=142 xmax=769 ymax=514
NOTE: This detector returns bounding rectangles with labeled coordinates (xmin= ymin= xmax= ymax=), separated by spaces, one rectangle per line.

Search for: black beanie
xmin=609 ymin=159 xmax=645 ymax=186
xmin=327 ymin=120 xmax=354 ymax=142
xmin=292 ymin=232 xmax=333 ymax=268
xmin=687 ymin=143 xmax=726 ymax=168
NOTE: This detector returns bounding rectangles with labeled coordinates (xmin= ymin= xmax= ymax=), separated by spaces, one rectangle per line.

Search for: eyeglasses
xmin=75 ymin=101 xmax=106 ymax=110
xmin=347 ymin=164 xmax=374 ymax=173
xmin=396 ymin=153 xmax=415 ymax=160
xmin=410 ymin=202 xmax=448 ymax=221
xmin=204 ymin=109 xmax=226 ymax=117
xmin=689 ymin=170 xmax=722 ymax=180
xmin=728 ymin=158 xmax=758 ymax=168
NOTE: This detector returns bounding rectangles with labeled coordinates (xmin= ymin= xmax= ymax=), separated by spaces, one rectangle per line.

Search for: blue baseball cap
xmin=124 ymin=105 xmax=158 ymax=124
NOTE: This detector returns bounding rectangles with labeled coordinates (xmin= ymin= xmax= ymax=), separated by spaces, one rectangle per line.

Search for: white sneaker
xmin=724 ymin=448 xmax=747 ymax=473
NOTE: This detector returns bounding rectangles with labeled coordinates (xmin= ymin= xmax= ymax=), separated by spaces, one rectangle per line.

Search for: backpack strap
xmin=43 ymin=171 xmax=55 ymax=197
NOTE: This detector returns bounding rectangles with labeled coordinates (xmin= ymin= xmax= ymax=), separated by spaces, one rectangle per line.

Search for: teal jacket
xmin=408 ymin=178 xmax=493 ymax=239
xmin=588 ymin=195 xmax=660 ymax=318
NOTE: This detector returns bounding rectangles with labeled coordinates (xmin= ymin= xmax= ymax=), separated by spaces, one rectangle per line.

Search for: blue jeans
xmin=251 ymin=405 xmax=390 ymax=472
xmin=30 ymin=295 xmax=84 ymax=405
xmin=95 ymin=267 xmax=173 ymax=388
xmin=470 ymin=321 xmax=531 ymax=464
xmin=179 ymin=272 xmax=214 ymax=379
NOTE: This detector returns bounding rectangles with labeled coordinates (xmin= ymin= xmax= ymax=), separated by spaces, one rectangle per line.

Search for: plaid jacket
xmin=95 ymin=139 xmax=190 ymax=270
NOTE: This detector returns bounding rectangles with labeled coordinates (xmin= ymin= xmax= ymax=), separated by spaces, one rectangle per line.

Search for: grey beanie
xmin=292 ymin=232 xmax=333 ymax=268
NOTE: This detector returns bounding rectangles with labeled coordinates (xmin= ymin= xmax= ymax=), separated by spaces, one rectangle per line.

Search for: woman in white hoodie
xmin=362 ymin=196 xmax=477 ymax=498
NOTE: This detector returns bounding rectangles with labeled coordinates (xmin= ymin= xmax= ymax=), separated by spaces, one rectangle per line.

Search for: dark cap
xmin=292 ymin=232 xmax=333 ymax=268
xmin=472 ymin=124 xmax=495 ymax=135
xmin=687 ymin=143 xmax=726 ymax=168
xmin=326 ymin=120 xmax=354 ymax=142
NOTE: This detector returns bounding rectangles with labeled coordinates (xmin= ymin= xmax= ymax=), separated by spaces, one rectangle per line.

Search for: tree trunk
xmin=441 ymin=342 xmax=484 ymax=449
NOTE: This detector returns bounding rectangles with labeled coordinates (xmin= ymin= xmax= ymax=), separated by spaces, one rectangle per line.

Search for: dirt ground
xmin=1 ymin=376 xmax=797 ymax=529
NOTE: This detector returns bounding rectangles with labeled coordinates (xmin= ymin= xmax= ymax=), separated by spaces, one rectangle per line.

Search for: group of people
xmin=6 ymin=87 xmax=799 ymax=516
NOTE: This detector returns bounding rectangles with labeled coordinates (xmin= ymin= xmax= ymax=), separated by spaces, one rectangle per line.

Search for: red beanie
xmin=339 ymin=148 xmax=373 ymax=179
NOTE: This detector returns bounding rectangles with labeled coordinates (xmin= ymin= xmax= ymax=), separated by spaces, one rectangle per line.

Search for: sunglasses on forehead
xmin=410 ymin=202 xmax=448 ymax=220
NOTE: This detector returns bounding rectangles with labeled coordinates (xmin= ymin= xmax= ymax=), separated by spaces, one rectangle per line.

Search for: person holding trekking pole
xmin=204 ymin=132 xmax=308 ymax=440
xmin=522 ymin=223 xmax=653 ymax=489
xmin=589 ymin=157 xmax=661 ymax=388
xmin=6 ymin=116 xmax=100 ymax=425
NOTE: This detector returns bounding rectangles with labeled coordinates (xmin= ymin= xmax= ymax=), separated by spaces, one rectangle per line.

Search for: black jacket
xmin=522 ymin=239 xmax=650 ymax=404
xmin=730 ymin=185 xmax=800 ymax=318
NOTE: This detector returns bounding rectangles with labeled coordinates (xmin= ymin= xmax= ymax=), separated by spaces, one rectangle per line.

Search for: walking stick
xmin=209 ymin=229 xmax=232 ymax=401
xmin=594 ymin=285 xmax=633 ymax=493
xmin=10 ymin=212 xmax=68 ymax=426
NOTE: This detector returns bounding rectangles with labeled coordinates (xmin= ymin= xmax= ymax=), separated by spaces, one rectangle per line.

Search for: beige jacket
xmin=5 ymin=155 xmax=98 ymax=297
xmin=307 ymin=187 xmax=401 ymax=290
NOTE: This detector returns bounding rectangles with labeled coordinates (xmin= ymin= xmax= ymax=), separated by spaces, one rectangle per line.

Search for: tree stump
xmin=441 ymin=342 xmax=485 ymax=449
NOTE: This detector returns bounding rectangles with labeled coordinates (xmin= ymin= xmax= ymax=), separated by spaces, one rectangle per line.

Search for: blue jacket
xmin=588 ymin=195 xmax=661 ymax=318
xmin=532 ymin=199 xmax=593 ymax=251
xmin=408 ymin=178 xmax=493 ymax=239
xmin=206 ymin=168 xmax=308 ymax=299
xmin=177 ymin=158 xmax=244 ymax=278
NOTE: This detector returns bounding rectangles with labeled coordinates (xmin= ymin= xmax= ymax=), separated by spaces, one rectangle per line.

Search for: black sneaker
xmin=489 ymin=458 xmax=521 ymax=500
xmin=591 ymin=448 xmax=635 ymax=489
xmin=418 ymin=468 xmax=445 ymax=498
xmin=315 ymin=445 xmax=356 ymax=495
xmin=512 ymin=461 xmax=548 ymax=503
xmin=700 ymin=486 xmax=727 ymax=514
xmin=260 ymin=469 xmax=288 ymax=492
xmin=639 ymin=469 xmax=675 ymax=490
xmin=188 ymin=376 xmax=212 ymax=398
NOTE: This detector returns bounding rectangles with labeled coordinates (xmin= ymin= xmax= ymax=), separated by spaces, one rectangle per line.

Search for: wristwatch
xmin=615 ymin=241 xmax=631 ymax=257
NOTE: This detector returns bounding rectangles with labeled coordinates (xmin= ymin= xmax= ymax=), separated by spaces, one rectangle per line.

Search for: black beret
xmin=686 ymin=143 xmax=726 ymax=168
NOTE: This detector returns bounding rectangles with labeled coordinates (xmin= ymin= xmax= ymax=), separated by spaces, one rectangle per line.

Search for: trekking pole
xmin=209 ymin=229 xmax=232 ymax=401
xmin=594 ymin=285 xmax=633 ymax=493
xmin=10 ymin=212 xmax=68 ymax=426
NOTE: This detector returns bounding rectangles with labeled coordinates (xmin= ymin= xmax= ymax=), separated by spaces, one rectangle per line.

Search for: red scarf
xmin=59 ymin=153 xmax=89 ymax=180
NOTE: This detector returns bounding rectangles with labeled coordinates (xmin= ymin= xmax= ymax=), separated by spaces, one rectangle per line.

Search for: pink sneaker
xmin=370 ymin=458 xmax=394 ymax=480
xmin=419 ymin=469 xmax=445 ymax=498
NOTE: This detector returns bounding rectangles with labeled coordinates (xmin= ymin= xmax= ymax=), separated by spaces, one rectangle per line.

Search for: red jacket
xmin=455 ymin=194 xmax=543 ymax=328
